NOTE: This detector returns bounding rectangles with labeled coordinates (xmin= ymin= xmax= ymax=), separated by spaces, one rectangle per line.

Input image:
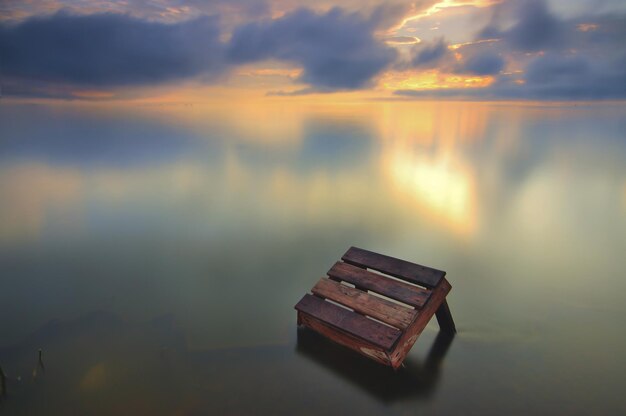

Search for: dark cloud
xmin=0 ymin=12 xmax=225 ymax=92
xmin=506 ymin=0 xmax=562 ymax=51
xmin=227 ymin=7 xmax=396 ymax=90
xmin=459 ymin=52 xmax=504 ymax=75
xmin=478 ymin=0 xmax=563 ymax=51
xmin=1 ymin=6 xmax=398 ymax=96
xmin=410 ymin=38 xmax=449 ymax=68
xmin=525 ymin=54 xmax=589 ymax=85
xmin=407 ymin=37 xmax=503 ymax=76
xmin=396 ymin=1 xmax=626 ymax=100
xmin=2 ymin=1 xmax=625 ymax=100
xmin=366 ymin=2 xmax=413 ymax=30
xmin=395 ymin=51 xmax=626 ymax=100
xmin=522 ymin=53 xmax=626 ymax=99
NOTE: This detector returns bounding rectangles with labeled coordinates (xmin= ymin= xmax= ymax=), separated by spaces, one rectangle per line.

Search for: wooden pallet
xmin=295 ymin=247 xmax=455 ymax=369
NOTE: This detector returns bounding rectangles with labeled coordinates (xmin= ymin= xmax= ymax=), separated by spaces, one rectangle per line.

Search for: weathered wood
xmin=295 ymin=247 xmax=455 ymax=369
xmin=295 ymin=294 xmax=400 ymax=350
xmin=327 ymin=261 xmax=431 ymax=308
xmin=298 ymin=312 xmax=391 ymax=366
xmin=389 ymin=278 xmax=452 ymax=369
xmin=311 ymin=278 xmax=417 ymax=329
xmin=342 ymin=246 xmax=445 ymax=289
xmin=435 ymin=299 xmax=456 ymax=333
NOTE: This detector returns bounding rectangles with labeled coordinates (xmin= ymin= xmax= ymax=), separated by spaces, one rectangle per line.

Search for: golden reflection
xmin=125 ymin=97 xmax=309 ymax=146
xmin=377 ymin=101 xmax=490 ymax=147
xmin=218 ymin=152 xmax=393 ymax=227
xmin=376 ymin=102 xmax=487 ymax=235
xmin=80 ymin=363 xmax=107 ymax=390
xmin=0 ymin=102 xmax=496 ymax=244
xmin=384 ymin=151 xmax=477 ymax=234
xmin=125 ymin=96 xmax=392 ymax=146
xmin=0 ymin=157 xmax=391 ymax=246
xmin=0 ymin=163 xmax=83 ymax=244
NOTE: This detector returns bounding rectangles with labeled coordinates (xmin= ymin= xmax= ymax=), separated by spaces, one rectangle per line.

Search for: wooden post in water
xmin=0 ymin=364 xmax=6 ymax=397
xmin=38 ymin=349 xmax=45 ymax=371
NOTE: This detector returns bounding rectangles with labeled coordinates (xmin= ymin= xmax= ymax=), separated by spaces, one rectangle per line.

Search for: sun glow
xmin=375 ymin=102 xmax=489 ymax=235
xmin=396 ymin=0 xmax=501 ymax=31
xmin=384 ymin=150 xmax=477 ymax=235
xmin=448 ymin=38 xmax=500 ymax=50
xmin=380 ymin=70 xmax=494 ymax=90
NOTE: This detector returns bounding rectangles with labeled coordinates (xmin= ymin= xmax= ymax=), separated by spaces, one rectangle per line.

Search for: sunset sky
xmin=1 ymin=0 xmax=625 ymax=101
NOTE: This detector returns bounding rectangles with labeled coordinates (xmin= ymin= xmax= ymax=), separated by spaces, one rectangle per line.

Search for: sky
xmin=0 ymin=0 xmax=625 ymax=101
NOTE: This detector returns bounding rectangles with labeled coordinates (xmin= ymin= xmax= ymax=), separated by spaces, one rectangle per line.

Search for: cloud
xmin=479 ymin=0 xmax=563 ymax=52
xmin=365 ymin=2 xmax=414 ymax=30
xmin=525 ymin=54 xmax=589 ymax=85
xmin=0 ymin=12 xmax=225 ymax=93
xmin=459 ymin=52 xmax=504 ymax=75
xmin=410 ymin=38 xmax=449 ymax=68
xmin=522 ymin=53 xmax=626 ymax=99
xmin=1 ymin=5 xmax=401 ymax=96
xmin=396 ymin=0 xmax=626 ymax=100
xmin=407 ymin=37 xmax=503 ymax=76
xmin=2 ymin=1 xmax=625 ymax=100
xmin=384 ymin=36 xmax=420 ymax=45
xmin=227 ymin=7 xmax=397 ymax=90
xmin=395 ymin=51 xmax=626 ymax=100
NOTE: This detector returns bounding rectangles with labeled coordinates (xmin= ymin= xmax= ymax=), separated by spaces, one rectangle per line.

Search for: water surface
xmin=1 ymin=100 xmax=625 ymax=415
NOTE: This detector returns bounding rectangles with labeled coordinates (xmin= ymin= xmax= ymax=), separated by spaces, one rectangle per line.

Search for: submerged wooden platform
xmin=295 ymin=247 xmax=455 ymax=369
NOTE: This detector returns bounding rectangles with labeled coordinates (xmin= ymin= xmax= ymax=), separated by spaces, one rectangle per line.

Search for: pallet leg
xmin=435 ymin=299 xmax=456 ymax=333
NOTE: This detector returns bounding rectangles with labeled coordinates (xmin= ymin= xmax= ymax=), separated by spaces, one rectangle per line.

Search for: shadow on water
xmin=0 ymin=309 xmax=458 ymax=414
xmin=295 ymin=326 xmax=455 ymax=403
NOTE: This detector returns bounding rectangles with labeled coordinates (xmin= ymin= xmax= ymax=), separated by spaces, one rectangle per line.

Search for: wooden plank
xmin=295 ymin=294 xmax=400 ymax=350
xmin=327 ymin=261 xmax=431 ymax=308
xmin=298 ymin=312 xmax=391 ymax=366
xmin=342 ymin=246 xmax=445 ymax=288
xmin=388 ymin=278 xmax=452 ymax=369
xmin=311 ymin=278 xmax=417 ymax=329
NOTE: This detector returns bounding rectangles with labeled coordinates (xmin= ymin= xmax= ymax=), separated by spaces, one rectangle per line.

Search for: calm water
xmin=0 ymin=100 xmax=625 ymax=415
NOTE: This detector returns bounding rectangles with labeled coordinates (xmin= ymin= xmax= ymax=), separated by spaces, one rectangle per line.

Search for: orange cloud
xmin=380 ymin=69 xmax=494 ymax=90
xmin=577 ymin=23 xmax=598 ymax=32
xmin=396 ymin=0 xmax=501 ymax=30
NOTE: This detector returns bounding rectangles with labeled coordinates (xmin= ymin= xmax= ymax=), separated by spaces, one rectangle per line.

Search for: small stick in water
xmin=38 ymin=349 xmax=45 ymax=372
xmin=0 ymin=364 xmax=6 ymax=397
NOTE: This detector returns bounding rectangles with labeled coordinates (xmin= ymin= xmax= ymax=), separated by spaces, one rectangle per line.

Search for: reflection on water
xmin=384 ymin=149 xmax=477 ymax=235
xmin=296 ymin=326 xmax=455 ymax=403
xmin=1 ymin=101 xmax=625 ymax=414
